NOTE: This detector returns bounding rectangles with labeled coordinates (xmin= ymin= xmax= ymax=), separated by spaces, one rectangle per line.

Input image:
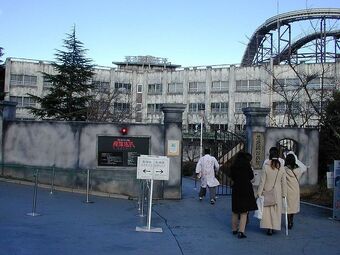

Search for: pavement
xmin=0 ymin=177 xmax=339 ymax=255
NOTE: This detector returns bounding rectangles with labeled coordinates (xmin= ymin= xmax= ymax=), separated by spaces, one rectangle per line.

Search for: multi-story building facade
xmin=4 ymin=56 xmax=339 ymax=132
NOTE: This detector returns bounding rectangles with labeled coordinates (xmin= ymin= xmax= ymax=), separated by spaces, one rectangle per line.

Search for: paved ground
xmin=0 ymin=178 xmax=339 ymax=255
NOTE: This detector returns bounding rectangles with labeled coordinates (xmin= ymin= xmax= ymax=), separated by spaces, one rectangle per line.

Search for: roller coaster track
xmin=241 ymin=8 xmax=340 ymax=66
xmin=272 ymin=29 xmax=340 ymax=64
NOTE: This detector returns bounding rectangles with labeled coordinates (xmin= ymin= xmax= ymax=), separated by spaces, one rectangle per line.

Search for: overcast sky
xmin=2 ymin=0 xmax=340 ymax=67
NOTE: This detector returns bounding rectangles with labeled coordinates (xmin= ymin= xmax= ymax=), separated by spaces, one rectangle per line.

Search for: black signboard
xmin=97 ymin=136 xmax=150 ymax=167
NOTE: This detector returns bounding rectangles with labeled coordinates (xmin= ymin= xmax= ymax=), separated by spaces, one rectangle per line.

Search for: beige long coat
xmin=257 ymin=161 xmax=287 ymax=230
xmin=285 ymin=166 xmax=305 ymax=214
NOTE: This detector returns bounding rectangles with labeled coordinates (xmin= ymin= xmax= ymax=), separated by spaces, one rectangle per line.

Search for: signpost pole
xmin=136 ymin=155 xmax=169 ymax=233
xmin=147 ymin=179 xmax=154 ymax=230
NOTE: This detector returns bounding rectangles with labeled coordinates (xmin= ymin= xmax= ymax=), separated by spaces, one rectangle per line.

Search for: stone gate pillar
xmin=161 ymin=103 xmax=186 ymax=199
xmin=243 ymin=107 xmax=270 ymax=185
xmin=0 ymin=101 xmax=17 ymax=164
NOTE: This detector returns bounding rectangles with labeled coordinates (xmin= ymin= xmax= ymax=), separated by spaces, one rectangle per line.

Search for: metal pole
xmin=147 ymin=179 xmax=154 ymax=230
xmin=200 ymin=116 xmax=203 ymax=158
xmin=83 ymin=169 xmax=93 ymax=203
xmin=138 ymin=180 xmax=146 ymax=217
xmin=50 ymin=166 xmax=55 ymax=195
xmin=27 ymin=169 xmax=41 ymax=216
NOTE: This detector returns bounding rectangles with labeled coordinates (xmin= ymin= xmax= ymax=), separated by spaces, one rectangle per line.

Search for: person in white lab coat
xmin=196 ymin=148 xmax=220 ymax=204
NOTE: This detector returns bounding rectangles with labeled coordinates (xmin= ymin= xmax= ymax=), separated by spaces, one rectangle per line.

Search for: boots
xmin=288 ymin=214 xmax=294 ymax=229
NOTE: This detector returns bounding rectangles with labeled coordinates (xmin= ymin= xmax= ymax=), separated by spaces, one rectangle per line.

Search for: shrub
xmin=182 ymin=161 xmax=196 ymax=177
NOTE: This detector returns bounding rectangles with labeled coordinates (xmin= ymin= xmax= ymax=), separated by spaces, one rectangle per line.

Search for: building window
xmin=235 ymin=102 xmax=248 ymax=113
xmin=188 ymin=82 xmax=205 ymax=93
xmin=114 ymin=82 xmax=131 ymax=93
xmin=148 ymin=84 xmax=162 ymax=94
xmin=94 ymin=81 xmax=110 ymax=93
xmin=235 ymin=79 xmax=261 ymax=92
xmin=274 ymin=78 xmax=299 ymax=90
xmin=272 ymin=101 xmax=299 ymax=115
xmin=235 ymin=102 xmax=260 ymax=113
xmin=168 ymin=83 xmax=183 ymax=94
xmin=234 ymin=124 xmax=246 ymax=131
xmin=10 ymin=96 xmax=36 ymax=107
xmin=285 ymin=78 xmax=299 ymax=90
xmin=137 ymin=84 xmax=143 ymax=93
xmin=306 ymin=78 xmax=320 ymax=89
xmin=136 ymin=103 xmax=142 ymax=111
xmin=306 ymin=101 xmax=322 ymax=114
xmin=10 ymin=74 xmax=37 ymax=86
xmin=211 ymin=102 xmax=228 ymax=113
xmin=272 ymin=101 xmax=286 ymax=114
xmin=43 ymin=77 xmax=53 ymax=89
xmin=211 ymin=81 xmax=228 ymax=92
xmin=188 ymin=123 xmax=205 ymax=132
xmin=113 ymin=102 xmax=130 ymax=112
xmin=323 ymin=78 xmax=335 ymax=89
xmin=188 ymin=103 xmax=205 ymax=113
xmin=147 ymin=103 xmax=162 ymax=114
xmin=210 ymin=124 xmax=228 ymax=131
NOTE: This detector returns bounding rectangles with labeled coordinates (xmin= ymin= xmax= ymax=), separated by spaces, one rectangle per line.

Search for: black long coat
xmin=230 ymin=161 xmax=258 ymax=213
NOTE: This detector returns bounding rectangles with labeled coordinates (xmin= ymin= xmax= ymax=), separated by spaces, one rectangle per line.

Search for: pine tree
xmin=0 ymin=47 xmax=5 ymax=100
xmin=0 ymin=47 xmax=4 ymax=64
xmin=28 ymin=27 xmax=95 ymax=121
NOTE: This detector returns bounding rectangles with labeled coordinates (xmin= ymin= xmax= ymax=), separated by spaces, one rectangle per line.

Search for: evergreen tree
xmin=0 ymin=47 xmax=5 ymax=100
xmin=28 ymin=27 xmax=95 ymax=121
xmin=319 ymin=91 xmax=340 ymax=180
xmin=0 ymin=47 xmax=4 ymax=64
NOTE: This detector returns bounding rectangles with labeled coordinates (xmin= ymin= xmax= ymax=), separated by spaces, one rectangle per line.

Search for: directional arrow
xmin=143 ymin=169 xmax=151 ymax=173
xmin=155 ymin=170 xmax=164 ymax=174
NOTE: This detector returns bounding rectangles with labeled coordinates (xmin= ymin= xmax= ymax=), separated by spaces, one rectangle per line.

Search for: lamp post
xmin=199 ymin=105 xmax=205 ymax=157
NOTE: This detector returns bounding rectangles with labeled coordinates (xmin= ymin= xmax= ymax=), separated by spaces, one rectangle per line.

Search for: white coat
xmin=285 ymin=166 xmax=305 ymax=214
xmin=285 ymin=151 xmax=307 ymax=214
xmin=195 ymin=154 xmax=220 ymax=188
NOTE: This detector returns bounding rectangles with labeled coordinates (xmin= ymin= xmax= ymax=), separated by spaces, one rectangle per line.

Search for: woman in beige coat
xmin=257 ymin=150 xmax=287 ymax=235
xmin=284 ymin=153 xmax=306 ymax=229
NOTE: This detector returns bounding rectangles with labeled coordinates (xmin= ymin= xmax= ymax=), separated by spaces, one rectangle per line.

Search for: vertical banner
xmin=333 ymin=160 xmax=340 ymax=220
xmin=251 ymin=132 xmax=265 ymax=186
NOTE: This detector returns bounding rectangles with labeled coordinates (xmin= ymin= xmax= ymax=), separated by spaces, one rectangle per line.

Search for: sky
xmin=1 ymin=0 xmax=340 ymax=67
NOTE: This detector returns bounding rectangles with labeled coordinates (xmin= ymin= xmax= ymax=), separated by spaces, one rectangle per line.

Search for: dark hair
xmin=269 ymin=147 xmax=281 ymax=169
xmin=269 ymin=146 xmax=279 ymax=155
xmin=204 ymin=148 xmax=211 ymax=155
xmin=235 ymin=151 xmax=251 ymax=162
xmin=230 ymin=152 xmax=252 ymax=177
xmin=285 ymin=154 xmax=298 ymax=169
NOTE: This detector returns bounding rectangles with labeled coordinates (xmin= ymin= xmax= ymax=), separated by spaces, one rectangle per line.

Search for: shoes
xmin=267 ymin=229 xmax=273 ymax=236
xmin=210 ymin=199 xmax=215 ymax=205
xmin=199 ymin=197 xmax=203 ymax=201
xmin=238 ymin=232 xmax=247 ymax=239
xmin=232 ymin=230 xmax=238 ymax=235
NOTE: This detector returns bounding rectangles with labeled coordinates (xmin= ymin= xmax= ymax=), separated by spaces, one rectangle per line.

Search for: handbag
xmin=263 ymin=170 xmax=279 ymax=207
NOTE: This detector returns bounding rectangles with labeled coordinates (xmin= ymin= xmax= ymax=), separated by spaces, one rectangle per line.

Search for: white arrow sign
xmin=137 ymin=157 xmax=154 ymax=180
xmin=137 ymin=155 xmax=169 ymax=181
xmin=153 ymin=157 xmax=169 ymax=180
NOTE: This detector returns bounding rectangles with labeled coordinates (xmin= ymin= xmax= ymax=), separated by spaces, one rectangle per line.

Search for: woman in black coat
xmin=230 ymin=152 xmax=258 ymax=239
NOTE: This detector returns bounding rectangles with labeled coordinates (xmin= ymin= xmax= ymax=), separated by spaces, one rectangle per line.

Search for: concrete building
xmin=3 ymin=56 xmax=339 ymax=132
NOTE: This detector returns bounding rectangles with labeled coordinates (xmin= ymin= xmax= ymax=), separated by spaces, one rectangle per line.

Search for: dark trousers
xmin=288 ymin=214 xmax=294 ymax=228
xmin=199 ymin=186 xmax=216 ymax=200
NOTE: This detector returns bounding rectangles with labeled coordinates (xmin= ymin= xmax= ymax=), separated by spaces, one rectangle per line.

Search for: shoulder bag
xmin=263 ymin=170 xmax=279 ymax=207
